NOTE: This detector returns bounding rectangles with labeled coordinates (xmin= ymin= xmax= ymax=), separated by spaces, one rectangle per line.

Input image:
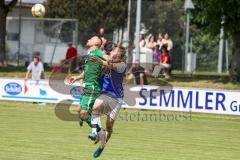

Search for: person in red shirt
xmin=65 ymin=43 xmax=77 ymax=73
xmin=160 ymin=45 xmax=171 ymax=66
xmin=152 ymin=45 xmax=171 ymax=78
xmin=66 ymin=43 xmax=77 ymax=60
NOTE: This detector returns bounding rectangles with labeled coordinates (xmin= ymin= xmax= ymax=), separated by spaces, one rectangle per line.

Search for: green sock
xmin=96 ymin=126 xmax=101 ymax=132
xmin=84 ymin=116 xmax=92 ymax=128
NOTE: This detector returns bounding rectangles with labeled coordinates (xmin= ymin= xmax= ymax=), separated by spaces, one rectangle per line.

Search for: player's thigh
xmin=79 ymin=110 xmax=89 ymax=120
xmin=92 ymin=98 xmax=104 ymax=113
xmin=97 ymin=94 xmax=122 ymax=120
xmin=102 ymin=95 xmax=122 ymax=121
xmin=79 ymin=95 xmax=96 ymax=119
xmin=80 ymin=95 xmax=96 ymax=111
xmin=108 ymin=99 xmax=122 ymax=121
xmin=96 ymin=94 xmax=112 ymax=113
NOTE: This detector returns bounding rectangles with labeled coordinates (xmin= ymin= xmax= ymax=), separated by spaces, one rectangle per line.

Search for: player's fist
xmin=66 ymin=76 xmax=76 ymax=85
xmin=89 ymin=56 xmax=98 ymax=62
xmin=89 ymin=56 xmax=104 ymax=66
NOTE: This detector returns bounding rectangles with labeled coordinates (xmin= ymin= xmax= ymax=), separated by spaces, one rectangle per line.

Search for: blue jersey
xmin=101 ymin=63 xmax=126 ymax=98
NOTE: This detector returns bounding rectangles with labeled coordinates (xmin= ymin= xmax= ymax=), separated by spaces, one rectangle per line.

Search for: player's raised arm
xmin=89 ymin=46 xmax=126 ymax=73
xmin=89 ymin=56 xmax=119 ymax=71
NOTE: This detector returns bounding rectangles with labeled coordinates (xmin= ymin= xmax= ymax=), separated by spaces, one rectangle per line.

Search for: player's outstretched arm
xmin=66 ymin=72 xmax=84 ymax=85
xmin=24 ymin=70 xmax=31 ymax=80
xmin=89 ymin=56 xmax=123 ymax=72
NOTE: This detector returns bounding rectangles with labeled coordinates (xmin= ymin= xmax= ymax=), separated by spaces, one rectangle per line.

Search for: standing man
xmin=98 ymin=27 xmax=105 ymax=40
xmin=25 ymin=55 xmax=45 ymax=105
xmin=25 ymin=56 xmax=44 ymax=81
xmin=98 ymin=27 xmax=107 ymax=49
xmin=65 ymin=43 xmax=77 ymax=73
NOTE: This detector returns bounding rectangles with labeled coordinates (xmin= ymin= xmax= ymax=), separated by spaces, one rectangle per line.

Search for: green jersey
xmin=82 ymin=48 xmax=103 ymax=96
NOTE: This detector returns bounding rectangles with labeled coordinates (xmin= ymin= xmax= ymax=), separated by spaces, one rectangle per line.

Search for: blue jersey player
xmin=89 ymin=45 xmax=127 ymax=158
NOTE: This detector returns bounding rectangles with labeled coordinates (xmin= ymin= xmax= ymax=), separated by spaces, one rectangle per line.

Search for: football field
xmin=0 ymin=101 xmax=240 ymax=160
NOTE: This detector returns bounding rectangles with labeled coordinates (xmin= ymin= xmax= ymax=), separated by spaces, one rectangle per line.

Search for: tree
xmin=0 ymin=0 xmax=18 ymax=66
xmin=192 ymin=0 xmax=240 ymax=81
xmin=45 ymin=0 xmax=128 ymax=45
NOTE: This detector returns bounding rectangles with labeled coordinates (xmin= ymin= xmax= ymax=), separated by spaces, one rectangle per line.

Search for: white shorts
xmin=97 ymin=94 xmax=123 ymax=120
xmin=161 ymin=63 xmax=171 ymax=68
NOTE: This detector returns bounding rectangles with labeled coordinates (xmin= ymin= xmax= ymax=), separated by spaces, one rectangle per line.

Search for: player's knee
xmin=79 ymin=110 xmax=88 ymax=120
xmin=91 ymin=110 xmax=99 ymax=117
xmin=93 ymin=99 xmax=103 ymax=111
xmin=92 ymin=107 xmax=98 ymax=112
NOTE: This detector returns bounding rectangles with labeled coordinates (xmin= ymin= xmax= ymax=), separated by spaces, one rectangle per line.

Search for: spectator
xmin=157 ymin=33 xmax=163 ymax=49
xmin=98 ymin=27 xmax=105 ymax=40
xmin=127 ymin=60 xmax=148 ymax=85
xmin=146 ymin=34 xmax=156 ymax=50
xmin=65 ymin=43 xmax=77 ymax=73
xmin=66 ymin=43 xmax=77 ymax=60
xmin=152 ymin=45 xmax=171 ymax=78
xmin=140 ymin=34 xmax=146 ymax=47
xmin=162 ymin=33 xmax=173 ymax=51
xmin=98 ymin=27 xmax=107 ymax=49
xmin=152 ymin=44 xmax=161 ymax=68
xmin=25 ymin=56 xmax=46 ymax=106
xmin=25 ymin=56 xmax=44 ymax=81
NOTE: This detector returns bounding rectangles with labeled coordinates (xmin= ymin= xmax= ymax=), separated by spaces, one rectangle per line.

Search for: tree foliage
xmin=45 ymin=0 xmax=128 ymax=44
xmin=0 ymin=0 xmax=18 ymax=66
xmin=192 ymin=0 xmax=240 ymax=37
xmin=192 ymin=0 xmax=240 ymax=81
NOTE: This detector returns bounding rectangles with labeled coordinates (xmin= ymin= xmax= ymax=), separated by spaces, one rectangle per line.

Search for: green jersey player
xmin=68 ymin=36 xmax=103 ymax=129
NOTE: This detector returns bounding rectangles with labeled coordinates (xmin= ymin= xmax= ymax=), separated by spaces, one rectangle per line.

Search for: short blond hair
xmin=117 ymin=45 xmax=126 ymax=62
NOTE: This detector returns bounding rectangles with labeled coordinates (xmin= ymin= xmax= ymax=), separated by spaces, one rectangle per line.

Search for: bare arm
xmin=89 ymin=56 xmax=123 ymax=72
xmin=163 ymin=57 xmax=168 ymax=64
xmin=73 ymin=72 xmax=84 ymax=80
xmin=67 ymin=72 xmax=84 ymax=85
xmin=25 ymin=70 xmax=30 ymax=80
xmin=127 ymin=65 xmax=134 ymax=74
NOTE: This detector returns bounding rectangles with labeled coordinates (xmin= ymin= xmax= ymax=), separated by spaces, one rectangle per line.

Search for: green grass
xmin=0 ymin=101 xmax=240 ymax=160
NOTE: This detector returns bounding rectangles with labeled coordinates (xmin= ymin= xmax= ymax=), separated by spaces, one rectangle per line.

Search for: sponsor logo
xmin=4 ymin=82 xmax=22 ymax=95
xmin=40 ymin=89 xmax=47 ymax=96
xmin=28 ymin=82 xmax=49 ymax=87
xmin=70 ymin=86 xmax=81 ymax=99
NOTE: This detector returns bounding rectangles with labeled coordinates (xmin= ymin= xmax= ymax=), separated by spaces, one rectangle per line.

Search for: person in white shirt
xmin=139 ymin=34 xmax=146 ymax=47
xmin=146 ymin=34 xmax=156 ymax=50
xmin=157 ymin=33 xmax=163 ymax=49
xmin=161 ymin=33 xmax=173 ymax=51
xmin=25 ymin=56 xmax=44 ymax=81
